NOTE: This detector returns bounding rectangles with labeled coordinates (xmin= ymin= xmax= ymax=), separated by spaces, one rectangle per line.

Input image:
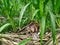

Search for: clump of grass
xmin=0 ymin=0 xmax=60 ymax=45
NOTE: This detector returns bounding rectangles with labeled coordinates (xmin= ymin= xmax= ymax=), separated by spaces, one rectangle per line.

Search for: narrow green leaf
xmin=31 ymin=9 xmax=39 ymax=20
xmin=18 ymin=38 xmax=31 ymax=45
xmin=49 ymin=11 xmax=56 ymax=44
xmin=19 ymin=2 xmax=30 ymax=27
xmin=40 ymin=16 xmax=46 ymax=45
xmin=0 ymin=23 xmax=11 ymax=32
xmin=39 ymin=0 xmax=44 ymax=16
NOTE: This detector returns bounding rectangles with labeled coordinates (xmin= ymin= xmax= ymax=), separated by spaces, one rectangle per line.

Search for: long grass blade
xmin=49 ymin=11 xmax=56 ymax=44
xmin=31 ymin=9 xmax=39 ymax=20
xmin=40 ymin=16 xmax=46 ymax=45
xmin=19 ymin=2 xmax=30 ymax=28
xmin=0 ymin=23 xmax=10 ymax=32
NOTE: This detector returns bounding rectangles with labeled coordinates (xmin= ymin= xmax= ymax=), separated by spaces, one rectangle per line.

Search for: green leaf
xmin=18 ymin=38 xmax=31 ymax=45
xmin=39 ymin=0 xmax=44 ymax=16
xmin=54 ymin=0 xmax=60 ymax=13
xmin=0 ymin=23 xmax=11 ymax=32
xmin=40 ymin=16 xmax=46 ymax=45
xmin=49 ymin=11 xmax=56 ymax=44
xmin=19 ymin=2 xmax=31 ymax=27
xmin=31 ymin=9 xmax=39 ymax=20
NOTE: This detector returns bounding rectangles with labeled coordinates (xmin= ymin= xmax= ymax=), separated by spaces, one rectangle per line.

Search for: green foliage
xmin=19 ymin=2 xmax=30 ymax=29
xmin=0 ymin=0 xmax=22 ymax=32
xmin=18 ymin=38 xmax=31 ymax=45
xmin=49 ymin=11 xmax=56 ymax=44
xmin=31 ymin=9 xmax=39 ymax=20
xmin=38 ymin=0 xmax=57 ymax=45
xmin=56 ymin=17 xmax=60 ymax=27
xmin=0 ymin=0 xmax=60 ymax=45
xmin=40 ymin=16 xmax=46 ymax=45
xmin=0 ymin=23 xmax=10 ymax=32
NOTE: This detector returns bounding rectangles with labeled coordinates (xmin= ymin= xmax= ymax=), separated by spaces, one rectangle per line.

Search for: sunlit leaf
xmin=19 ymin=2 xmax=30 ymax=27
xmin=0 ymin=23 xmax=11 ymax=32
